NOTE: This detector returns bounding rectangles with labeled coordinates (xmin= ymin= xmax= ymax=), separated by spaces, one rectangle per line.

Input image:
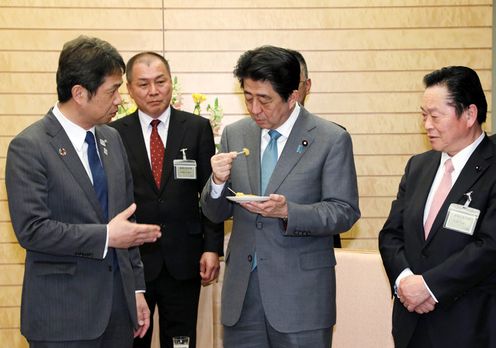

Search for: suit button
xmin=158 ymin=199 xmax=164 ymax=203
xmin=421 ymin=251 xmax=428 ymax=258
xmin=248 ymin=255 xmax=253 ymax=262
xmin=108 ymin=266 xmax=113 ymax=272
xmin=256 ymin=222 xmax=263 ymax=229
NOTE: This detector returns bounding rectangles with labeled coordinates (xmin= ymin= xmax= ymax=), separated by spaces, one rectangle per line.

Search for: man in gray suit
xmin=200 ymin=46 xmax=360 ymax=347
xmin=5 ymin=36 xmax=162 ymax=348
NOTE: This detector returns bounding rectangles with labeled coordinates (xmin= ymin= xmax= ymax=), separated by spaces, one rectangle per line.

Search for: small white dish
xmin=226 ymin=195 xmax=270 ymax=203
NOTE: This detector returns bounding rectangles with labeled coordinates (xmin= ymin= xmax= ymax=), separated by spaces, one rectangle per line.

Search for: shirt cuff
xmin=103 ymin=225 xmax=109 ymax=258
xmin=394 ymin=268 xmax=413 ymax=297
xmin=210 ymin=178 xmax=226 ymax=199
xmin=422 ymin=277 xmax=439 ymax=303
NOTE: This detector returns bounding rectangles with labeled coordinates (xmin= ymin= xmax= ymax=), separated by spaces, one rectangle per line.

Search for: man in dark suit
xmin=379 ymin=66 xmax=496 ymax=348
xmin=110 ymin=52 xmax=224 ymax=348
xmin=200 ymin=46 xmax=360 ymax=348
xmin=5 ymin=36 xmax=162 ymax=348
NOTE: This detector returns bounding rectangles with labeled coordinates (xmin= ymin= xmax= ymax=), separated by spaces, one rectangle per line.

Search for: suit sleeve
xmin=284 ymin=130 xmax=360 ymax=236
xmin=115 ymin=133 xmax=146 ymax=291
xmin=378 ymin=157 xmax=414 ymax=290
xmin=200 ymin=126 xmax=234 ymax=224
xmin=196 ymin=118 xmax=224 ymax=255
xmin=5 ymin=132 xmax=107 ymax=258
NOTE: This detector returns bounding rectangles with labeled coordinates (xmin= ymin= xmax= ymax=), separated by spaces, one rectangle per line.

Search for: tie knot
xmin=150 ymin=119 xmax=161 ymax=129
xmin=85 ymin=131 xmax=96 ymax=146
xmin=268 ymin=129 xmax=281 ymax=141
xmin=444 ymin=158 xmax=454 ymax=174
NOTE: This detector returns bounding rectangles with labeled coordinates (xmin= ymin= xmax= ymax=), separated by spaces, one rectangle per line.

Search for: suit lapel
xmin=243 ymin=121 xmax=262 ymax=195
xmin=120 ymin=113 xmax=157 ymax=192
xmin=44 ymin=112 xmax=105 ymax=221
xmin=426 ymin=136 xmax=493 ymax=243
xmin=410 ymin=151 xmax=441 ymax=242
xmin=95 ymin=126 xmax=116 ymax=220
xmin=163 ymin=109 xmax=187 ymax=191
xmin=265 ymin=109 xmax=314 ymax=194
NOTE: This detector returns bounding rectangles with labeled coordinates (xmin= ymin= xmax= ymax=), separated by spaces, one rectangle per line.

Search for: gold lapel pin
xmin=58 ymin=148 xmax=67 ymax=156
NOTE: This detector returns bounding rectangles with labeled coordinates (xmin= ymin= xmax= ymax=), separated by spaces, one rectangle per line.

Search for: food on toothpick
xmin=235 ymin=148 xmax=250 ymax=157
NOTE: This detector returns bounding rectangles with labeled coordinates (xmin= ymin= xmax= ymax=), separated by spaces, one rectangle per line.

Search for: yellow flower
xmin=192 ymin=93 xmax=207 ymax=115
xmin=192 ymin=93 xmax=207 ymax=104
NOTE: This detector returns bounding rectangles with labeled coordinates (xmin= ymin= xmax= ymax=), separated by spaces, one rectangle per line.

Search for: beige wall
xmin=0 ymin=0 xmax=492 ymax=346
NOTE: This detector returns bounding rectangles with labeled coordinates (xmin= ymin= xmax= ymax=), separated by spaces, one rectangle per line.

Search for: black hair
xmin=233 ymin=45 xmax=300 ymax=101
xmin=423 ymin=66 xmax=487 ymax=124
xmin=56 ymin=35 xmax=125 ymax=102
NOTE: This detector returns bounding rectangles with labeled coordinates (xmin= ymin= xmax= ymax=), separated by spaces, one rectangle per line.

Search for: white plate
xmin=226 ymin=195 xmax=270 ymax=203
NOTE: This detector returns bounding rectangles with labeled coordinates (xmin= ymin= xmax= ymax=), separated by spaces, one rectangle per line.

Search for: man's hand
xmin=199 ymin=252 xmax=220 ymax=286
xmin=134 ymin=293 xmax=150 ymax=338
xmin=108 ymin=204 xmax=161 ymax=248
xmin=397 ymin=275 xmax=433 ymax=312
xmin=241 ymin=194 xmax=288 ymax=219
xmin=211 ymin=152 xmax=238 ymax=184
xmin=414 ymin=297 xmax=436 ymax=314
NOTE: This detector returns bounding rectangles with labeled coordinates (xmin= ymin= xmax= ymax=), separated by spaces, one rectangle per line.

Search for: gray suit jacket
xmin=5 ymin=110 xmax=145 ymax=341
xmin=200 ymin=107 xmax=360 ymax=333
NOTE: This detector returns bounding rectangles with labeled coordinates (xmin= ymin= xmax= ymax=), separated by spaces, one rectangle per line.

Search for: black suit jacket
xmin=110 ymin=108 xmax=223 ymax=281
xmin=379 ymin=135 xmax=496 ymax=348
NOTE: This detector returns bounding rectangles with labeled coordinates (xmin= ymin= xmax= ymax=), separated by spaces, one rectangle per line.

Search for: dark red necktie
xmin=150 ymin=119 xmax=164 ymax=188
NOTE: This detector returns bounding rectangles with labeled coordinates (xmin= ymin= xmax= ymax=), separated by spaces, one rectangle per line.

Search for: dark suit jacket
xmin=110 ymin=108 xmax=223 ymax=282
xmin=201 ymin=107 xmax=360 ymax=333
xmin=379 ymin=135 xmax=496 ymax=348
xmin=5 ymin=110 xmax=144 ymax=341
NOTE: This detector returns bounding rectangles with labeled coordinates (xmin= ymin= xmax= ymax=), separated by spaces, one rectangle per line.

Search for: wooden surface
xmin=0 ymin=0 xmax=492 ymax=345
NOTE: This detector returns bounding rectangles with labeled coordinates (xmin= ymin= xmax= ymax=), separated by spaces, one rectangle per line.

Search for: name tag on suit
xmin=444 ymin=203 xmax=480 ymax=236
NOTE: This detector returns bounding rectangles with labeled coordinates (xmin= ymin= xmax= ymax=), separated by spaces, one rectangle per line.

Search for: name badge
xmin=444 ymin=192 xmax=480 ymax=236
xmin=173 ymin=148 xmax=197 ymax=180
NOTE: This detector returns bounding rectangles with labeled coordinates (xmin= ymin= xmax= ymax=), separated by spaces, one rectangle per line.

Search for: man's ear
xmin=71 ymin=85 xmax=87 ymax=105
xmin=288 ymin=89 xmax=299 ymax=108
xmin=305 ymin=78 xmax=312 ymax=95
xmin=466 ymin=104 xmax=478 ymax=127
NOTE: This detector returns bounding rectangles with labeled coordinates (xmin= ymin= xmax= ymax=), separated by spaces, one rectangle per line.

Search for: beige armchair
xmin=152 ymin=246 xmax=394 ymax=348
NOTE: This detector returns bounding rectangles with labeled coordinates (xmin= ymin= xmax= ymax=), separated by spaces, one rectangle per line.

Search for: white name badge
xmin=443 ymin=203 xmax=480 ymax=236
xmin=173 ymin=159 xmax=197 ymax=180
xmin=173 ymin=148 xmax=197 ymax=180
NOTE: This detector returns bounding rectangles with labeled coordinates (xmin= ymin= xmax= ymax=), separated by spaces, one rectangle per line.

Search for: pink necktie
xmin=150 ymin=119 xmax=164 ymax=188
xmin=424 ymin=158 xmax=454 ymax=238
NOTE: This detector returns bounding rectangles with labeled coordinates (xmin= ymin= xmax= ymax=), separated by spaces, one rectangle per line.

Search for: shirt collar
xmin=52 ymin=103 xmax=94 ymax=152
xmin=262 ymin=103 xmax=301 ymax=139
xmin=138 ymin=105 xmax=171 ymax=129
xmin=440 ymin=131 xmax=485 ymax=172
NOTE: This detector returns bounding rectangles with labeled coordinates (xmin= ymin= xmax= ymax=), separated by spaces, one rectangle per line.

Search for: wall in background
xmin=0 ymin=0 xmax=492 ymax=345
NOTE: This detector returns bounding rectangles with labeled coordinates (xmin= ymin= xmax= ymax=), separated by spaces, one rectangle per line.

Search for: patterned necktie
xmin=261 ymin=129 xmax=282 ymax=195
xmin=150 ymin=119 xmax=165 ymax=188
xmin=424 ymin=158 xmax=454 ymax=238
xmin=85 ymin=131 xmax=108 ymax=220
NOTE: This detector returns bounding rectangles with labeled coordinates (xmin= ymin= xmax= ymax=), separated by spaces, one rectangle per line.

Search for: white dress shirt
xmin=137 ymin=107 xmax=171 ymax=164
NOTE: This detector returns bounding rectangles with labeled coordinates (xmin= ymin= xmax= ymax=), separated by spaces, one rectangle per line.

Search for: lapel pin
xmin=302 ymin=140 xmax=308 ymax=146
xmin=475 ymin=165 xmax=480 ymax=172
xmin=58 ymin=148 xmax=67 ymax=156
xmin=296 ymin=145 xmax=304 ymax=153
xmin=103 ymin=148 xmax=108 ymax=156
xmin=99 ymin=138 xmax=107 ymax=147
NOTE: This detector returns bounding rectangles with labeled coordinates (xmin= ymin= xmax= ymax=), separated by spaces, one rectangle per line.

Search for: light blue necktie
xmin=260 ymin=129 xmax=282 ymax=195
xmin=253 ymin=130 xmax=281 ymax=271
